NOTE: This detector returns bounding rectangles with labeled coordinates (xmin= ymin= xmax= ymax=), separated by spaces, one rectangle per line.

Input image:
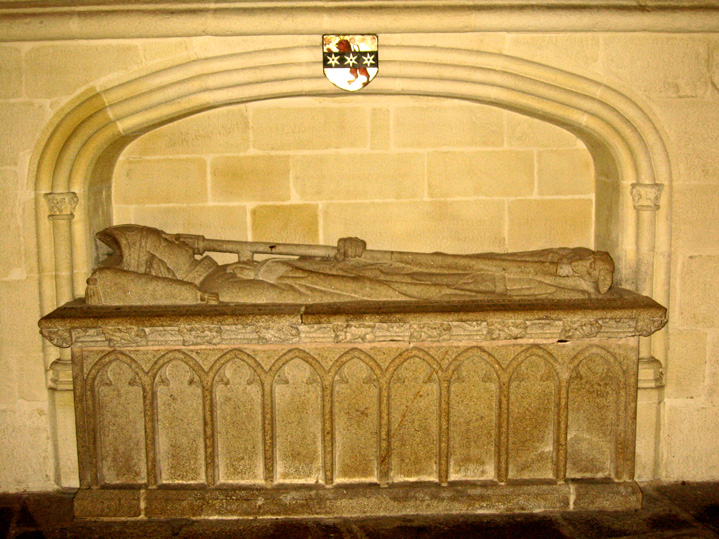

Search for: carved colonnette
xmin=40 ymin=293 xmax=665 ymax=518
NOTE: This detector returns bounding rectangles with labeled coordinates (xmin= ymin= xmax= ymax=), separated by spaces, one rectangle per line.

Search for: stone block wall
xmin=1 ymin=22 xmax=719 ymax=490
xmin=113 ymin=98 xmax=593 ymax=255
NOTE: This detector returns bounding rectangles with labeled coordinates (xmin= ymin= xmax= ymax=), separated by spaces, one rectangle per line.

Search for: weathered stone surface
xmin=427 ymin=150 xmax=534 ymax=198
xmin=0 ymin=169 xmax=23 ymax=280
xmin=210 ymin=155 xmax=290 ymax=202
xmin=393 ymin=104 xmax=503 ymax=149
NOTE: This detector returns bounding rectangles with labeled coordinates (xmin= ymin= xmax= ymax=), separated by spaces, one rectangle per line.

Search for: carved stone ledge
xmin=631 ymin=183 xmax=664 ymax=211
xmin=44 ymin=192 xmax=79 ymax=220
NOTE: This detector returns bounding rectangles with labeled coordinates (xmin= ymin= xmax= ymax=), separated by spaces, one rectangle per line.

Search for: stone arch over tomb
xmin=31 ymin=45 xmax=671 ymax=377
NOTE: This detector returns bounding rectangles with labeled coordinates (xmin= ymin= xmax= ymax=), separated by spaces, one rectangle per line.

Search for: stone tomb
xmin=39 ymin=293 xmax=666 ymax=518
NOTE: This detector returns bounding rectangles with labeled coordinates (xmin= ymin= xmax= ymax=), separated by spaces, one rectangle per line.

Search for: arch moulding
xmin=31 ymin=45 xmax=672 ymax=389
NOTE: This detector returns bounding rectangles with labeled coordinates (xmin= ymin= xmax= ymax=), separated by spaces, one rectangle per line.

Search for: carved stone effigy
xmin=39 ymin=226 xmax=666 ymax=517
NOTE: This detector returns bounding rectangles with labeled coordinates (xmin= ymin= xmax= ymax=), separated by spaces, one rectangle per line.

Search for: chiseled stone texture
xmin=24 ymin=43 xmax=144 ymax=98
xmin=322 ymin=200 xmax=506 ymax=253
xmin=210 ymin=155 xmax=291 ymax=202
xmin=114 ymin=157 xmax=207 ymax=205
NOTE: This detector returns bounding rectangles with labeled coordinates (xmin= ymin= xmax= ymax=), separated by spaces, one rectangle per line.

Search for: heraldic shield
xmin=323 ymin=35 xmax=378 ymax=91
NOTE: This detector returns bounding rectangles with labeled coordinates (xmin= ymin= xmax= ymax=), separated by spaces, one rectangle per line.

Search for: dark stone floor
xmin=1 ymin=483 xmax=718 ymax=538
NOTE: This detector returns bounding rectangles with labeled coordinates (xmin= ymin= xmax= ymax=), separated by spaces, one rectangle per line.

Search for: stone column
xmin=44 ymin=191 xmax=80 ymax=487
xmin=630 ymin=182 xmax=665 ymax=480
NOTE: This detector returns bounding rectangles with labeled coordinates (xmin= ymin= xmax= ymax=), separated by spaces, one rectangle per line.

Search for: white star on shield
xmin=345 ymin=53 xmax=358 ymax=67
xmin=326 ymin=54 xmax=340 ymax=67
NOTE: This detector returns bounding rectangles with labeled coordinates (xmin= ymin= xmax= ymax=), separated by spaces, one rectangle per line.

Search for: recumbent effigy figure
xmin=86 ymin=225 xmax=615 ymax=305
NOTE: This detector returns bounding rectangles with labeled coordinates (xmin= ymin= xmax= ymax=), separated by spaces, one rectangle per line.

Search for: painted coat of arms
xmin=323 ymin=35 xmax=378 ymax=91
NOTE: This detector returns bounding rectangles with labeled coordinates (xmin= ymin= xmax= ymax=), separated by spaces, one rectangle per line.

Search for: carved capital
xmin=630 ymin=183 xmax=664 ymax=211
xmin=44 ymin=192 xmax=79 ymax=220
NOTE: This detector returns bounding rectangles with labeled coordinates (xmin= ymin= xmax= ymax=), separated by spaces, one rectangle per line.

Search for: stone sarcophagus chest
xmin=40 ymin=294 xmax=666 ymax=518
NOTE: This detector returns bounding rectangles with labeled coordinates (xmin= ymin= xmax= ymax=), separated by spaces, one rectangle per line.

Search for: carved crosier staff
xmin=172 ymin=233 xmax=613 ymax=294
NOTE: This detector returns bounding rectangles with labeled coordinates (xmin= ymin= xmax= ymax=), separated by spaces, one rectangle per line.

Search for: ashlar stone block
xmin=25 ymin=44 xmax=143 ymax=98
xmin=537 ymin=149 xmax=594 ymax=196
xmin=210 ymin=155 xmax=290 ymax=203
xmin=393 ymin=103 xmax=504 ymax=149
xmin=603 ymin=36 xmax=709 ymax=98
xmin=665 ymin=330 xmax=707 ymax=399
xmin=505 ymin=111 xmax=579 ymax=149
xmin=322 ymin=200 xmax=506 ymax=254
xmin=125 ymin=105 xmax=250 ymax=156
xmin=678 ymin=255 xmax=719 ymax=328
xmin=0 ymin=102 xmax=48 ymax=167
xmin=114 ymin=157 xmax=207 ymax=205
xmin=131 ymin=205 xmax=248 ymax=245
xmin=0 ymin=46 xmax=22 ymax=98
xmin=428 ymin=150 xmax=534 ymax=198
xmin=673 ymin=184 xmax=719 ymax=251
xmin=251 ymin=105 xmax=368 ymax=151
xmin=508 ymin=198 xmax=593 ymax=252
xmin=251 ymin=204 xmax=319 ymax=245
